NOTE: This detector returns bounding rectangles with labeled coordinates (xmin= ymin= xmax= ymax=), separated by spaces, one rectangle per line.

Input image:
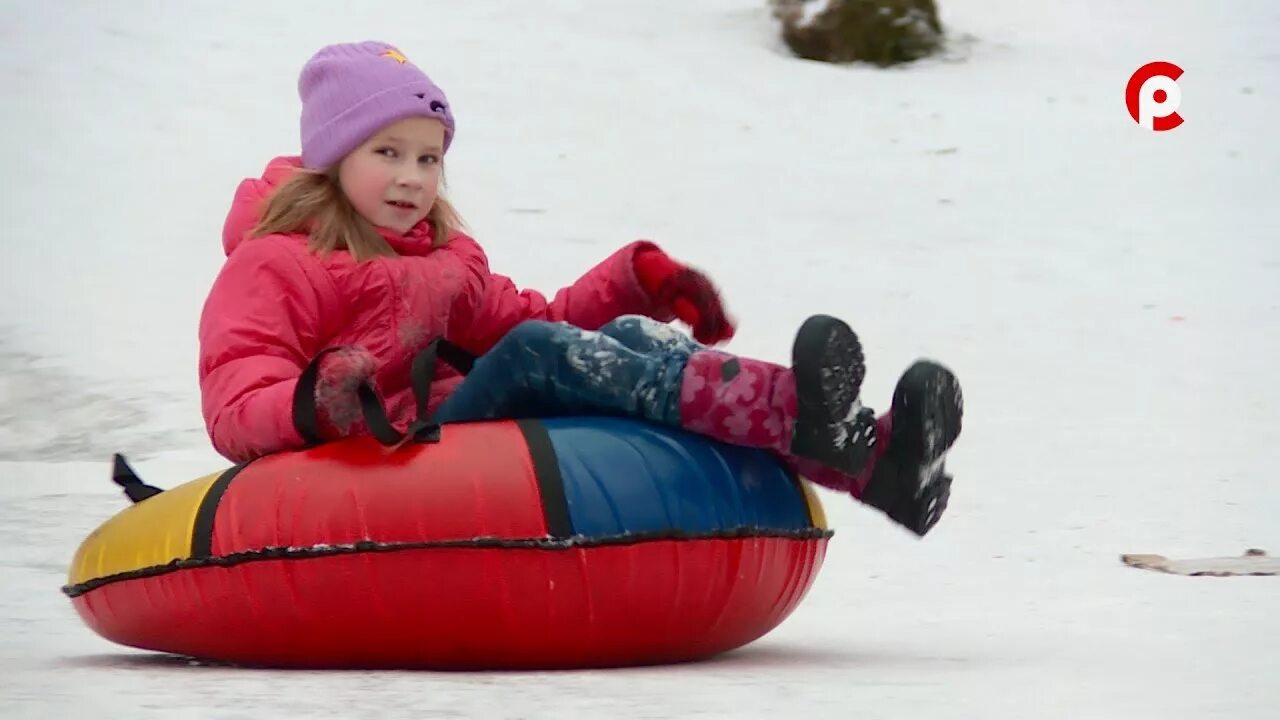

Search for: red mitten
xmin=634 ymin=248 xmax=736 ymax=344
xmin=314 ymin=346 xmax=378 ymax=439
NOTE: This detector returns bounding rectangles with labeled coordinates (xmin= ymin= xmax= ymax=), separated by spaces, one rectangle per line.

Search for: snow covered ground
xmin=2 ymin=0 xmax=1277 ymax=717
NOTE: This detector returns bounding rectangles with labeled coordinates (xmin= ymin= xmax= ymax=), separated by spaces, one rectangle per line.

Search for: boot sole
xmin=890 ymin=360 xmax=963 ymax=495
xmin=790 ymin=315 xmax=871 ymax=474
xmin=908 ymin=473 xmax=952 ymax=536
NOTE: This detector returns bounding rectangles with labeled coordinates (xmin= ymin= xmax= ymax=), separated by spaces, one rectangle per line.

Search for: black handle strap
xmin=292 ymin=339 xmax=477 ymax=450
xmin=354 ymin=338 xmax=442 ymax=448
xmin=292 ymin=347 xmax=348 ymax=446
xmin=436 ymin=338 xmax=476 ymax=375
xmin=112 ymin=453 xmax=163 ymax=503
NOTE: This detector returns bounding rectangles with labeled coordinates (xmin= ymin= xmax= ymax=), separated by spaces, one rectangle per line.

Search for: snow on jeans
xmin=431 ymin=313 xmax=794 ymax=443
xmin=434 ymin=314 xmax=864 ymax=496
xmin=433 ymin=315 xmax=697 ymax=426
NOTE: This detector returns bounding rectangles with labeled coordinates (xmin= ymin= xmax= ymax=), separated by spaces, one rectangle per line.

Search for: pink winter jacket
xmin=200 ymin=156 xmax=667 ymax=462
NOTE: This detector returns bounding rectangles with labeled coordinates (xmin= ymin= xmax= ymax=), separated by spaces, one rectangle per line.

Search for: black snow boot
xmin=862 ymin=360 xmax=964 ymax=536
xmin=789 ymin=314 xmax=878 ymax=478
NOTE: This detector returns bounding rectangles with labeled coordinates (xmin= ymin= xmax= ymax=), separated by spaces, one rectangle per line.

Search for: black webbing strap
xmin=291 ymin=346 xmax=347 ymax=447
xmin=111 ymin=453 xmax=163 ymax=503
xmin=436 ymin=338 xmax=476 ymax=375
xmin=354 ymin=339 xmax=441 ymax=448
xmin=292 ymin=338 xmax=477 ymax=450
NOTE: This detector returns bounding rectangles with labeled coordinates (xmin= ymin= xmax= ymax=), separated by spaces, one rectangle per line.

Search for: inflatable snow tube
xmin=63 ymin=417 xmax=830 ymax=669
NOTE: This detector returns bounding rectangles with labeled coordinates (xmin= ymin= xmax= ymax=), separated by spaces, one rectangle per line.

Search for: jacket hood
xmin=221 ymin=156 xmax=305 ymax=257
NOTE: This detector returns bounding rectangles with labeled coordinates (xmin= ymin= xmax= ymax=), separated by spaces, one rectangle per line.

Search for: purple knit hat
xmin=298 ymin=41 xmax=455 ymax=169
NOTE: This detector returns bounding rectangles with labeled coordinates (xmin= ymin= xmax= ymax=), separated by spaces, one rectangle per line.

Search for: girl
xmin=199 ymin=41 xmax=963 ymax=536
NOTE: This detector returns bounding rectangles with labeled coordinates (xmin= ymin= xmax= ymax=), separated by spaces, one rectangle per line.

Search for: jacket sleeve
xmin=198 ymin=239 xmax=332 ymax=462
xmin=446 ymin=236 xmax=673 ymax=356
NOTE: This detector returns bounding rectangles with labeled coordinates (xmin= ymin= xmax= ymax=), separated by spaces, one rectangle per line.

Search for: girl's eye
xmin=419 ymin=155 xmax=440 ymax=165
xmin=375 ymin=147 xmax=398 ymax=158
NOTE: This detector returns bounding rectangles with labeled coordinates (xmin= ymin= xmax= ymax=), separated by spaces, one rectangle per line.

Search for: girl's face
xmin=338 ymin=117 xmax=445 ymax=234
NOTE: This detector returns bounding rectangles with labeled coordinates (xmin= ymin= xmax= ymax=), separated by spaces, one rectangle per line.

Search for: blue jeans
xmin=434 ymin=316 xmax=703 ymax=426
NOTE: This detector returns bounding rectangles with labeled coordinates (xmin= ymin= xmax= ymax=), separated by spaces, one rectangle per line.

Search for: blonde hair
xmin=251 ymin=167 xmax=465 ymax=261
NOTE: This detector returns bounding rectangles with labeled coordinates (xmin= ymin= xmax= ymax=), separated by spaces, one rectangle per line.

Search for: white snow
xmin=2 ymin=0 xmax=1277 ymax=717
